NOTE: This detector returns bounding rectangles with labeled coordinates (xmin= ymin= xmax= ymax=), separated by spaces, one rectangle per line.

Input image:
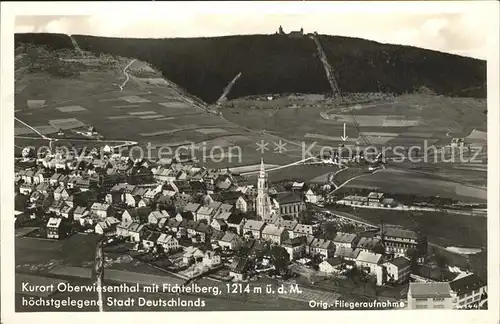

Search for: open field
xmin=331 ymin=205 xmax=486 ymax=248
xmin=222 ymin=94 xmax=486 ymax=155
xmin=341 ymin=167 xmax=486 ymax=203
xmin=15 ymin=233 xmax=101 ymax=274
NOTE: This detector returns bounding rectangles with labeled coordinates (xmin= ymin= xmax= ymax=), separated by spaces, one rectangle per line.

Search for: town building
xmin=407 ymin=282 xmax=456 ymax=309
xmin=355 ymin=251 xmax=385 ymax=286
xmin=334 ymin=246 xmax=361 ymax=261
xmin=332 ymin=232 xmax=360 ymax=249
xmin=449 ymin=272 xmax=487 ymax=308
xmin=375 ymin=225 xmax=427 ymax=259
xmin=282 ymin=237 xmax=306 ymax=261
xmin=46 ymin=217 xmax=69 ymax=240
xmin=305 ymin=188 xmax=320 ymax=204
xmin=157 ymin=234 xmax=179 ymax=253
xmin=277 ymin=192 xmax=305 ymax=218
xmin=243 ymin=220 xmax=266 ymax=239
xmin=291 ymin=223 xmax=313 ymax=238
xmin=319 ymin=257 xmax=344 ymax=275
xmin=309 ymin=238 xmax=335 ymax=259
xmin=148 ymin=210 xmax=170 ymax=225
xmin=355 ymin=237 xmax=384 ymax=253
xmin=281 ymin=220 xmax=298 ymax=238
xmin=90 ymin=202 xmax=111 ymax=220
xmin=229 ymin=257 xmax=249 ymax=281
xmin=128 ymin=223 xmax=146 ymax=242
xmin=196 ymin=206 xmax=215 ymax=223
xmin=383 ymin=256 xmax=411 ymax=284
xmin=203 ymin=251 xmax=221 ymax=268
xmin=218 ymin=232 xmax=243 ymax=250
xmin=261 ymin=224 xmax=288 ymax=245
xmin=225 ymin=212 xmax=246 ymax=235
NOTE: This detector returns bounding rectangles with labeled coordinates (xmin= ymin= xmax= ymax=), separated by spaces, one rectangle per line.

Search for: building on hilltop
xmin=289 ymin=28 xmax=304 ymax=38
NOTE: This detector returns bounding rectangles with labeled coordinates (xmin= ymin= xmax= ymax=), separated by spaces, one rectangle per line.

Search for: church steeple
xmin=256 ymin=156 xmax=271 ymax=219
xmin=259 ymin=157 xmax=265 ymax=178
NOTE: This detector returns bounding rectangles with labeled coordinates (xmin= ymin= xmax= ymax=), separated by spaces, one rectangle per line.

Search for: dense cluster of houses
xmin=18 ymin=148 xmax=481 ymax=294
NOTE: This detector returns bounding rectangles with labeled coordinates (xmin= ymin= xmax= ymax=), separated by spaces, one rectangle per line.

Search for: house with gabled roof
xmin=292 ymin=223 xmax=313 ymax=238
xmin=356 ymin=237 xmax=384 ymax=253
xmin=229 ymin=257 xmax=249 ymax=281
xmin=449 ymin=272 xmax=487 ymax=308
xmin=334 ymin=246 xmax=361 ymax=261
xmin=194 ymin=222 xmax=213 ymax=243
xmin=215 ymin=210 xmax=232 ymax=222
xmin=211 ymin=218 xmax=228 ymax=232
xmin=367 ymin=192 xmax=384 ymax=207
xmin=261 ymin=213 xmax=284 ymax=227
xmin=95 ymin=218 xmax=118 ymax=236
xmin=262 ymin=224 xmax=288 ymax=245
xmin=49 ymin=199 xmax=66 ymax=215
xmin=203 ymin=251 xmax=221 ymax=268
xmin=355 ymin=251 xmax=384 ymax=281
xmin=407 ymin=282 xmax=455 ymax=309
xmin=142 ymin=231 xmax=162 ymax=250
xmin=175 ymin=211 xmax=194 ymax=222
xmin=46 ymin=217 xmax=70 ymax=240
xmin=155 ymin=194 xmax=174 ymax=210
xmin=309 ymin=238 xmax=335 ymax=259
xmin=121 ymin=206 xmax=152 ymax=225
xmin=224 ymin=212 xmax=245 ymax=235
xmin=148 ymin=210 xmax=170 ymax=225
xmin=375 ymin=225 xmax=427 ymax=259
xmin=116 ymin=221 xmax=133 ymax=237
xmin=157 ymin=217 xmax=169 ymax=230
xmin=157 ymin=234 xmax=179 ymax=253
xmin=282 ymin=236 xmax=307 ymax=261
xmin=49 ymin=173 xmax=63 ymax=186
xmin=186 ymin=220 xmax=199 ymax=238
xmin=332 ymin=232 xmax=360 ymax=249
xmin=73 ymin=206 xmax=89 ymax=222
xmin=138 ymin=197 xmax=154 ymax=208
xmin=383 ymin=256 xmax=411 ymax=284
xmin=91 ymin=202 xmax=111 ymax=219
xmin=243 ymin=220 xmax=266 ymax=239
xmin=319 ymin=257 xmax=344 ymax=274
xmin=218 ymin=232 xmax=243 ymax=250
xmin=184 ymin=202 xmax=201 ymax=214
xmin=166 ymin=217 xmax=182 ymax=233
xmin=196 ymin=206 xmax=215 ymax=223
xmin=281 ymin=220 xmax=298 ymax=237
xmin=60 ymin=205 xmax=75 ymax=220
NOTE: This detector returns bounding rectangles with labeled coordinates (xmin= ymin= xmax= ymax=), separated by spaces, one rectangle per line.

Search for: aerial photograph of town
xmin=12 ymin=8 xmax=490 ymax=313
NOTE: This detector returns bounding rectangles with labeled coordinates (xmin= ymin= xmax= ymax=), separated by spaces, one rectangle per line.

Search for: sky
xmin=12 ymin=3 xmax=497 ymax=60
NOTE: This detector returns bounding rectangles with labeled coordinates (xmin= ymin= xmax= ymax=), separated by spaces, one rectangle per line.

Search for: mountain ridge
xmin=15 ymin=32 xmax=487 ymax=102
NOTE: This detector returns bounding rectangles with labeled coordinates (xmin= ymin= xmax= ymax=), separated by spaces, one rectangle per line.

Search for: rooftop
xmin=409 ymin=282 xmax=452 ymax=299
xmin=385 ymin=256 xmax=411 ymax=268
xmin=356 ymin=251 xmax=383 ymax=264
xmin=449 ymin=273 xmax=486 ymax=296
xmin=381 ymin=225 xmax=419 ymax=240
xmin=244 ymin=220 xmax=266 ymax=231
xmin=333 ymin=232 xmax=359 ymax=244
xmin=262 ymin=224 xmax=284 ymax=236
xmin=277 ymin=192 xmax=303 ymax=205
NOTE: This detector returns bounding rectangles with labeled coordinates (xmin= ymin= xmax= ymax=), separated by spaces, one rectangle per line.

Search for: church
xmin=254 ymin=158 xmax=279 ymax=220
